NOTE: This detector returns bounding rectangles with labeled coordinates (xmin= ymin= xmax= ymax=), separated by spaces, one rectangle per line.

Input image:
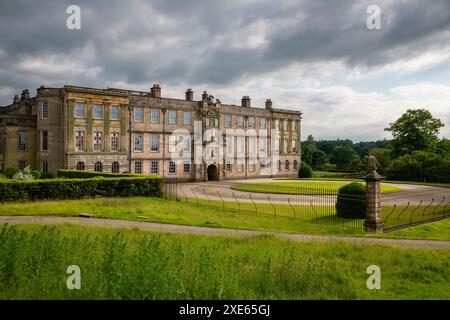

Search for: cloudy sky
xmin=1 ymin=0 xmax=450 ymax=141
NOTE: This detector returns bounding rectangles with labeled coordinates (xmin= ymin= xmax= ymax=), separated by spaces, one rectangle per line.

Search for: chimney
xmin=20 ymin=89 xmax=30 ymax=101
xmin=265 ymin=98 xmax=273 ymax=110
xmin=151 ymin=84 xmax=161 ymax=98
xmin=202 ymin=91 xmax=208 ymax=101
xmin=185 ymin=88 xmax=194 ymax=101
xmin=241 ymin=96 xmax=251 ymax=108
xmin=13 ymin=95 xmax=19 ymax=104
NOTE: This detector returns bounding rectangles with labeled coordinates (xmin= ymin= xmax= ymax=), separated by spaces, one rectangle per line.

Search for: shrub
xmin=40 ymin=172 xmax=54 ymax=179
xmin=3 ymin=167 xmax=18 ymax=178
xmin=57 ymin=169 xmax=137 ymax=179
xmin=12 ymin=166 xmax=35 ymax=181
xmin=0 ymin=176 xmax=163 ymax=202
xmin=31 ymin=170 xmax=41 ymax=179
xmin=335 ymin=182 xmax=367 ymax=219
xmin=321 ymin=163 xmax=337 ymax=171
xmin=298 ymin=164 xmax=313 ymax=178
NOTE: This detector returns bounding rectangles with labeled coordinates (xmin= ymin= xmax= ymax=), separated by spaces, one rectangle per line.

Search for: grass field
xmin=0 ymin=197 xmax=449 ymax=239
xmin=232 ymin=181 xmax=402 ymax=195
xmin=1 ymin=223 xmax=449 ymax=299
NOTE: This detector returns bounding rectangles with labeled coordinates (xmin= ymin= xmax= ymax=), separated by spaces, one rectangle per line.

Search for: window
xmin=183 ymin=161 xmax=191 ymax=173
xmin=237 ymin=136 xmax=245 ymax=154
xmin=285 ymin=160 xmax=290 ymax=171
xmin=110 ymin=105 xmax=120 ymax=120
xmin=134 ymin=161 xmax=142 ymax=174
xmin=226 ymin=160 xmax=232 ymax=171
xmin=75 ymin=102 xmax=85 ymax=118
xmin=275 ymin=119 xmax=280 ymax=130
xmin=151 ymin=161 xmax=159 ymax=175
xmin=237 ymin=163 xmax=244 ymax=172
xmin=284 ymin=119 xmax=288 ymax=131
xmin=248 ymin=137 xmax=256 ymax=157
xmin=93 ymin=104 xmax=104 ymax=119
xmin=259 ymin=136 xmax=266 ymax=154
xmin=41 ymin=131 xmax=48 ymax=151
xmin=41 ymin=101 xmax=49 ymax=119
xmin=75 ymin=131 xmax=84 ymax=151
xmin=93 ymin=132 xmax=103 ymax=151
xmin=169 ymin=160 xmax=176 ymax=174
xmin=134 ymin=107 xmax=143 ymax=122
xmin=226 ymin=136 xmax=233 ymax=154
xmin=183 ymin=112 xmax=191 ymax=125
xmin=183 ymin=137 xmax=190 ymax=152
xmin=94 ymin=161 xmax=103 ymax=172
xmin=18 ymin=130 xmax=27 ymax=151
xmin=205 ymin=117 xmax=210 ymax=127
xmin=292 ymin=139 xmax=297 ymax=153
xmin=224 ymin=114 xmax=232 ymax=128
xmin=248 ymin=117 xmax=255 ymax=129
xmin=134 ymin=133 xmax=143 ymax=152
xmin=151 ymin=109 xmax=160 ymax=123
xmin=277 ymin=160 xmax=281 ymax=171
xmin=293 ymin=160 xmax=298 ymax=170
xmin=284 ymin=139 xmax=288 ymax=154
xmin=112 ymin=162 xmax=120 ymax=173
xmin=111 ymin=132 xmax=119 ymax=151
xmin=237 ymin=116 xmax=244 ymax=128
xmin=169 ymin=110 xmax=177 ymax=125
xmin=260 ymin=118 xmax=266 ymax=129
xmin=169 ymin=135 xmax=176 ymax=153
xmin=18 ymin=160 xmax=27 ymax=170
xmin=292 ymin=120 xmax=296 ymax=131
xmin=41 ymin=161 xmax=48 ymax=173
xmin=76 ymin=162 xmax=85 ymax=171
xmin=151 ymin=134 xmax=159 ymax=152
xmin=249 ymin=164 xmax=256 ymax=172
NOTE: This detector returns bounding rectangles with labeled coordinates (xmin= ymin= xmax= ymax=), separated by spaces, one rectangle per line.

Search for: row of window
xmin=133 ymin=160 xmax=190 ymax=175
xmin=18 ymin=130 xmax=49 ymax=152
xmin=75 ymin=131 xmax=120 ymax=152
xmin=75 ymin=161 xmax=120 ymax=173
xmin=74 ymin=102 xmax=121 ymax=120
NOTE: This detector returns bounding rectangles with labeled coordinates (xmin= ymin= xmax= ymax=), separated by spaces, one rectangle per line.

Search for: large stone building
xmin=0 ymin=84 xmax=302 ymax=181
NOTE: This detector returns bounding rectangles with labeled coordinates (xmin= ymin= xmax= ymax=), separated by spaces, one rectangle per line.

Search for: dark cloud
xmin=0 ymin=0 xmax=449 ymax=140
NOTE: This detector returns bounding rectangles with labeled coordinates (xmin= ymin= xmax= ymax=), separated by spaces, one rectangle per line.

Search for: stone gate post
xmin=364 ymin=155 xmax=384 ymax=233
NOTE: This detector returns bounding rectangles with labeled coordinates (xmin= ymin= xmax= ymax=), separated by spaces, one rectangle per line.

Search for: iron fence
xmin=162 ymin=179 xmax=450 ymax=233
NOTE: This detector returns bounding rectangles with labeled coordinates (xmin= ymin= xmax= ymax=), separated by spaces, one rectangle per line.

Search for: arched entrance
xmin=206 ymin=164 xmax=219 ymax=181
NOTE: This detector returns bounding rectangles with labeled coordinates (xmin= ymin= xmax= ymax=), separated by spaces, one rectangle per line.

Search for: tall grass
xmin=1 ymin=224 xmax=449 ymax=299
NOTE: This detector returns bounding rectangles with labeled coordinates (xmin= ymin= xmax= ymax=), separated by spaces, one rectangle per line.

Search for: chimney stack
xmin=185 ymin=88 xmax=194 ymax=101
xmin=202 ymin=91 xmax=208 ymax=101
xmin=151 ymin=84 xmax=161 ymax=98
xmin=20 ymin=89 xmax=30 ymax=101
xmin=241 ymin=96 xmax=251 ymax=108
xmin=13 ymin=95 xmax=19 ymax=104
xmin=265 ymin=98 xmax=272 ymax=110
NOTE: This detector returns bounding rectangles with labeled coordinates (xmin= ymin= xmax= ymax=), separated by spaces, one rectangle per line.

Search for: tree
xmin=301 ymin=135 xmax=317 ymax=166
xmin=385 ymin=109 xmax=444 ymax=157
xmin=330 ymin=146 xmax=358 ymax=170
xmin=311 ymin=150 xmax=328 ymax=169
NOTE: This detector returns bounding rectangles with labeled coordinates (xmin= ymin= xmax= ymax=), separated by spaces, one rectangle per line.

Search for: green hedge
xmin=0 ymin=176 xmax=163 ymax=202
xmin=335 ymin=182 xmax=367 ymax=219
xmin=57 ymin=169 xmax=138 ymax=179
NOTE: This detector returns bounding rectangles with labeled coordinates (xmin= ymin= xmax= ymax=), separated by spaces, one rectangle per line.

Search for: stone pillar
xmin=364 ymin=155 xmax=384 ymax=233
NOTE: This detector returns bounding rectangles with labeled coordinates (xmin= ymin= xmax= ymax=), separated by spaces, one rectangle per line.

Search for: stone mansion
xmin=0 ymin=84 xmax=302 ymax=181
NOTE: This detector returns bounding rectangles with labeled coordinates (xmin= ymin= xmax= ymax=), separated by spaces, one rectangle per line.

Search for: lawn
xmin=232 ymin=181 xmax=402 ymax=195
xmin=0 ymin=197 xmax=365 ymax=236
xmin=1 ymin=223 xmax=449 ymax=299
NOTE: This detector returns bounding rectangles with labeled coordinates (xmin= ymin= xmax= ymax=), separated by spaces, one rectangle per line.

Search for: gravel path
xmin=178 ymin=179 xmax=449 ymax=206
xmin=1 ymin=215 xmax=449 ymax=249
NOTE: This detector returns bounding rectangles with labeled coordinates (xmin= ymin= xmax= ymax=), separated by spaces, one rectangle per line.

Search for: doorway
xmin=206 ymin=164 xmax=219 ymax=181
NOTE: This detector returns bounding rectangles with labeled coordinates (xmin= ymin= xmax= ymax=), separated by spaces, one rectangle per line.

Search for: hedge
xmin=57 ymin=169 xmax=138 ymax=179
xmin=335 ymin=182 xmax=367 ymax=219
xmin=0 ymin=176 xmax=163 ymax=202
xmin=298 ymin=164 xmax=313 ymax=178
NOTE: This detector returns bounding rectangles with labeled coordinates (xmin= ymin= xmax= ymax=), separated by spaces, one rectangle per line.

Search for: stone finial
xmin=20 ymin=89 xmax=30 ymax=101
xmin=202 ymin=91 xmax=208 ymax=101
xmin=13 ymin=95 xmax=19 ymax=104
xmin=265 ymin=98 xmax=272 ymax=110
xmin=366 ymin=155 xmax=382 ymax=179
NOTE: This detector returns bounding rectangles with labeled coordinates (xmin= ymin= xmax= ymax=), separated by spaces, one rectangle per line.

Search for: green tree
xmin=301 ymin=135 xmax=317 ymax=166
xmin=330 ymin=146 xmax=358 ymax=170
xmin=311 ymin=150 xmax=328 ymax=169
xmin=385 ymin=109 xmax=444 ymax=157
